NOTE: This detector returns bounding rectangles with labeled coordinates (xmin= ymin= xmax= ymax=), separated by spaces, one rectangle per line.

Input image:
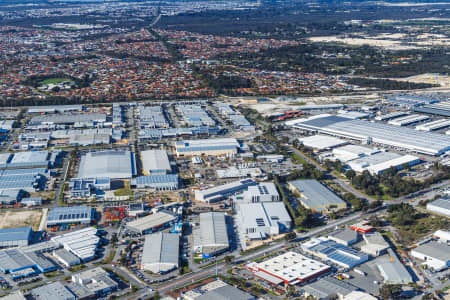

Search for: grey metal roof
xmin=0 ymin=153 xmax=12 ymax=166
xmin=47 ymin=206 xmax=93 ymax=225
xmin=29 ymin=113 xmax=105 ymax=125
xmin=142 ymin=233 xmax=179 ymax=267
xmin=54 ymin=249 xmax=81 ymax=265
xmin=141 ymin=150 xmax=171 ymax=174
xmin=330 ymin=228 xmax=358 ymax=244
xmin=0 ymin=249 xmax=34 ymax=272
xmin=134 ymin=175 xmax=178 ymax=185
xmin=6 ymin=151 xmax=49 ymax=168
xmin=0 ymin=227 xmax=31 ymax=242
xmin=66 ymin=282 xmax=95 ymax=299
xmin=238 ymin=202 xmax=291 ymax=230
xmin=196 ymin=285 xmax=254 ymax=300
xmin=427 ymin=197 xmax=450 ymax=210
xmin=377 ymin=249 xmax=413 ymax=284
xmin=78 ymin=150 xmax=135 ymax=179
xmin=28 ymin=105 xmax=83 ymax=113
xmin=25 ymin=251 xmax=55 ymax=270
xmin=197 ymin=212 xmax=229 ymax=250
xmin=413 ymin=241 xmax=450 ymax=261
xmin=0 ymin=292 xmax=26 ymax=300
xmin=294 ymin=115 xmax=450 ymax=155
xmin=302 ymin=276 xmax=357 ymax=299
xmin=289 ymin=179 xmax=346 ymax=211
xmin=126 ymin=211 xmax=176 ymax=233
xmin=349 ymin=151 xmax=401 ymax=167
xmin=31 ymin=282 xmax=76 ymax=300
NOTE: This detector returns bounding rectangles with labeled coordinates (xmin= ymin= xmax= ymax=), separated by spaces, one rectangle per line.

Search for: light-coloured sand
xmin=0 ymin=210 xmax=43 ymax=230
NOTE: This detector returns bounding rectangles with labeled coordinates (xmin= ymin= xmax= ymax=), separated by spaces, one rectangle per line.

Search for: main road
xmin=155 ymin=207 xmax=382 ymax=294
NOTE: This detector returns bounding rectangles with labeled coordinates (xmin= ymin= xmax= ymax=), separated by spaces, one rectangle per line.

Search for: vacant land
xmin=0 ymin=210 xmax=43 ymax=230
xmin=39 ymin=78 xmax=70 ymax=85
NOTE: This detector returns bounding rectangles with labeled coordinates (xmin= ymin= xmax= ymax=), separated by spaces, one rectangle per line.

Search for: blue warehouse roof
xmin=0 ymin=227 xmax=32 ymax=242
xmin=135 ymin=174 xmax=178 ymax=184
xmin=176 ymin=145 xmax=237 ymax=152
xmin=47 ymin=206 xmax=93 ymax=226
xmin=307 ymin=239 xmax=368 ymax=268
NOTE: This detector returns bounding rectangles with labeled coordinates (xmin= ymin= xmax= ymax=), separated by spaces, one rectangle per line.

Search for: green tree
xmin=224 ymin=255 xmax=234 ymax=264
xmin=345 ymin=169 xmax=356 ymax=180
xmin=379 ymin=284 xmax=402 ymax=300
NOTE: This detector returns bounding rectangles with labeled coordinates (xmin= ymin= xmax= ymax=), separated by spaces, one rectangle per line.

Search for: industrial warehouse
xmin=174 ymin=138 xmax=240 ymax=157
xmin=126 ymin=211 xmax=177 ymax=234
xmin=46 ymin=206 xmax=94 ymax=227
xmin=302 ymin=238 xmax=369 ymax=269
xmin=141 ymin=150 xmax=172 ymax=175
xmin=0 ymin=227 xmax=32 ymax=248
xmin=193 ymin=212 xmax=230 ymax=257
xmin=141 ymin=232 xmax=179 ymax=274
xmin=426 ymin=197 xmax=450 ymax=217
xmin=288 ymin=179 xmax=347 ymax=212
xmin=236 ymin=201 xmax=292 ymax=249
xmin=52 ymin=227 xmax=100 ymax=262
xmin=194 ymin=178 xmax=257 ymax=203
xmin=247 ymin=251 xmax=330 ymax=285
xmin=77 ymin=150 xmax=136 ymax=179
xmin=287 ymin=114 xmax=450 ymax=155
xmin=347 ymin=152 xmax=421 ymax=175
xmin=132 ymin=174 xmax=179 ymax=190
xmin=0 ymin=93 xmax=446 ymax=299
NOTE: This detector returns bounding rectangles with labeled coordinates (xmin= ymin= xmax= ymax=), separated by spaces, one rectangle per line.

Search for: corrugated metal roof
xmin=0 ymin=227 xmax=31 ymax=242
xmin=289 ymin=180 xmax=346 ymax=211
xmin=141 ymin=150 xmax=171 ymax=174
xmin=196 ymin=285 xmax=254 ymax=300
xmin=78 ymin=150 xmax=135 ymax=179
xmin=197 ymin=212 xmax=229 ymax=250
xmin=302 ymin=277 xmax=357 ymax=298
xmin=31 ymin=282 xmax=75 ymax=300
xmin=238 ymin=202 xmax=291 ymax=230
xmin=292 ymin=114 xmax=450 ymax=155
xmin=413 ymin=241 xmax=450 ymax=261
xmin=135 ymin=175 xmax=178 ymax=184
xmin=142 ymin=232 xmax=179 ymax=267
xmin=427 ymin=197 xmax=450 ymax=211
xmin=47 ymin=206 xmax=93 ymax=225
xmin=126 ymin=211 xmax=176 ymax=233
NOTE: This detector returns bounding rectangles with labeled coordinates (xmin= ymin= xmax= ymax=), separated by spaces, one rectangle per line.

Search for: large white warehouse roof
xmin=78 ymin=150 xmax=136 ymax=179
xmin=141 ymin=150 xmax=171 ymax=175
xmin=288 ymin=114 xmax=450 ymax=155
xmin=141 ymin=233 xmax=179 ymax=273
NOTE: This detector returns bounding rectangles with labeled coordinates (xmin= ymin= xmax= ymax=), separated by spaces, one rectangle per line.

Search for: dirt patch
xmin=0 ymin=210 xmax=43 ymax=230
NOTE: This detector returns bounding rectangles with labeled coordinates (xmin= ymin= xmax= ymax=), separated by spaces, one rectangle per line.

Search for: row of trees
xmin=349 ymin=163 xmax=450 ymax=198
xmin=347 ymin=77 xmax=437 ymax=90
xmin=274 ymin=173 xmax=323 ymax=229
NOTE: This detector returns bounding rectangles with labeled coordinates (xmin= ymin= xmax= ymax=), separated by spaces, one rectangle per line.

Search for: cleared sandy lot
xmin=0 ymin=210 xmax=43 ymax=230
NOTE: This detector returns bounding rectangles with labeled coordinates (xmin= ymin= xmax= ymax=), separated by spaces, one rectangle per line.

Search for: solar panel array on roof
xmin=303 ymin=238 xmax=369 ymax=268
xmin=0 ymin=168 xmax=47 ymax=191
xmin=47 ymin=206 xmax=93 ymax=226
xmin=133 ymin=174 xmax=179 ymax=190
